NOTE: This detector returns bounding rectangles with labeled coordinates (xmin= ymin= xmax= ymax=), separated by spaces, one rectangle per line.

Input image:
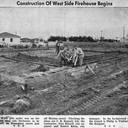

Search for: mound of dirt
xmin=0 ymin=99 xmax=15 ymax=108
xmin=0 ymin=95 xmax=32 ymax=114
xmin=15 ymin=53 xmax=58 ymax=65
xmin=16 ymin=53 xmax=38 ymax=61
xmin=31 ymin=65 xmax=49 ymax=72
xmin=0 ymin=74 xmax=25 ymax=87
xmin=12 ymin=97 xmax=31 ymax=113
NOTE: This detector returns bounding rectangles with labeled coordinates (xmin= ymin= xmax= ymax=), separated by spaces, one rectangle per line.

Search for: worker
xmin=55 ymin=41 xmax=61 ymax=55
xmin=64 ymin=48 xmax=73 ymax=66
xmin=59 ymin=41 xmax=64 ymax=50
xmin=57 ymin=47 xmax=69 ymax=66
xmin=45 ymin=41 xmax=49 ymax=49
xmin=73 ymin=46 xmax=84 ymax=66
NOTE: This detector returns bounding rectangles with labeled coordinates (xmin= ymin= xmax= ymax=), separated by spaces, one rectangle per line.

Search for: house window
xmin=10 ymin=38 xmax=13 ymax=42
xmin=2 ymin=38 xmax=5 ymax=41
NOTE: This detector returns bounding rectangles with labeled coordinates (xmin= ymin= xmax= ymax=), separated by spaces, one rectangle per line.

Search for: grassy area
xmin=63 ymin=41 xmax=128 ymax=53
xmin=64 ymin=41 xmax=125 ymax=48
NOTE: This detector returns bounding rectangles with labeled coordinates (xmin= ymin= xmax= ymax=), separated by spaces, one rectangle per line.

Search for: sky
xmin=0 ymin=7 xmax=128 ymax=39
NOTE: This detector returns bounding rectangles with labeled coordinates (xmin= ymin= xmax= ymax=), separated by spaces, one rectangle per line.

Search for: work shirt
xmin=74 ymin=47 xmax=84 ymax=58
xmin=57 ymin=49 xmax=67 ymax=61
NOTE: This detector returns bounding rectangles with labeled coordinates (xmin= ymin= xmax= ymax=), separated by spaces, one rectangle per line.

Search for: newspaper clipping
xmin=0 ymin=0 xmax=128 ymax=128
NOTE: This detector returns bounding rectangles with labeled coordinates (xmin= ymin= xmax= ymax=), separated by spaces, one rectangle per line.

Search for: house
xmin=38 ymin=39 xmax=47 ymax=47
xmin=33 ymin=38 xmax=47 ymax=47
xmin=0 ymin=32 xmax=20 ymax=47
xmin=48 ymin=41 xmax=57 ymax=47
xmin=20 ymin=38 xmax=32 ymax=43
xmin=20 ymin=38 xmax=32 ymax=47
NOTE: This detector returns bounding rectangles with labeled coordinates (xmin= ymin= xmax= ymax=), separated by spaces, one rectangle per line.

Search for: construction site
xmin=0 ymin=41 xmax=128 ymax=115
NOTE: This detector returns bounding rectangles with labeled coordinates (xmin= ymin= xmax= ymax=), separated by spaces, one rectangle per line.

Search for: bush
xmin=0 ymin=45 xmax=4 ymax=48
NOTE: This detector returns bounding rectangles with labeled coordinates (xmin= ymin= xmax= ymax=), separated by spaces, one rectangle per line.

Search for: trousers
xmin=74 ymin=55 xmax=84 ymax=66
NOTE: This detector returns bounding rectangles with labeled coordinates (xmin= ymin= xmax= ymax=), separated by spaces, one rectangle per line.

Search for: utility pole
xmin=100 ymin=30 xmax=103 ymax=42
xmin=123 ymin=26 xmax=125 ymax=43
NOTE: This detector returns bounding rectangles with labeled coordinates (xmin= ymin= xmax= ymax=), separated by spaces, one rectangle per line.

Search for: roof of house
xmin=0 ymin=32 xmax=20 ymax=38
xmin=21 ymin=38 xmax=32 ymax=42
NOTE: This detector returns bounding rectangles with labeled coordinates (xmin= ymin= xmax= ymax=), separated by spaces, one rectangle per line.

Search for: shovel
xmin=85 ymin=64 xmax=96 ymax=75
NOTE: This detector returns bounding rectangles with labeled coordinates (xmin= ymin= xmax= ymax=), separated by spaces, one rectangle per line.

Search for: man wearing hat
xmin=73 ymin=46 xmax=84 ymax=66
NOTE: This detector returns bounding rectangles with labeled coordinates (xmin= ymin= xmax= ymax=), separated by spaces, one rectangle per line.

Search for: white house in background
xmin=0 ymin=32 xmax=20 ymax=47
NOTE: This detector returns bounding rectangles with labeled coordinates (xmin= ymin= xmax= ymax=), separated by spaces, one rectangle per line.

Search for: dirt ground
xmin=0 ymin=45 xmax=128 ymax=115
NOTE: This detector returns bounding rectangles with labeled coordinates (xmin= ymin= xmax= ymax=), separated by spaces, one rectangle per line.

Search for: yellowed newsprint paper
xmin=0 ymin=0 xmax=128 ymax=128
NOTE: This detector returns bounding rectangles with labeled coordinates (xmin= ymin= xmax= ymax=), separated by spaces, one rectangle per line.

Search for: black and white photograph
xmin=0 ymin=0 xmax=128 ymax=118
